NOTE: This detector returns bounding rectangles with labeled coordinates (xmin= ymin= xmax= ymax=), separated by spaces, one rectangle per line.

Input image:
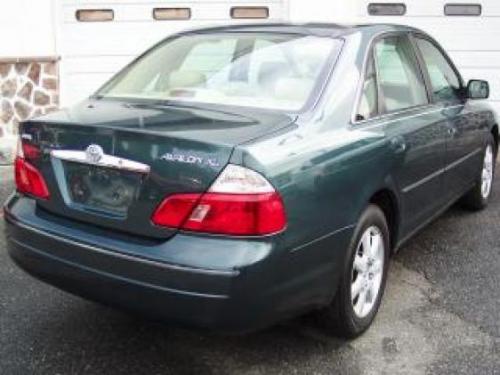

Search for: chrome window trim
xmin=352 ymin=103 xmax=436 ymax=127
xmin=51 ymin=149 xmax=151 ymax=174
xmin=351 ymin=103 xmax=464 ymax=131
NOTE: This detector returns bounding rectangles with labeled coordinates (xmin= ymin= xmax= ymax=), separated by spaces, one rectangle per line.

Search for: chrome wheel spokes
xmin=481 ymin=145 xmax=494 ymax=199
xmin=351 ymin=226 xmax=385 ymax=319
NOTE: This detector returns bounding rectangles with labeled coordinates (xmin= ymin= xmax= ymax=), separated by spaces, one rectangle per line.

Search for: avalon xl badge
xmin=160 ymin=152 xmax=220 ymax=167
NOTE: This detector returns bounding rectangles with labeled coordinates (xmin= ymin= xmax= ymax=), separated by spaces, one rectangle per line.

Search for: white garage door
xmin=58 ymin=0 xmax=289 ymax=106
xmin=351 ymin=0 xmax=500 ymax=114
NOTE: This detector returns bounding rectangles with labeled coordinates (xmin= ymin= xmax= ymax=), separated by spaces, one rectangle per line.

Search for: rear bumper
xmin=4 ymin=194 xmax=352 ymax=332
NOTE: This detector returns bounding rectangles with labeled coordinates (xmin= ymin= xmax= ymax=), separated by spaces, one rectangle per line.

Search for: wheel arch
xmin=368 ymin=188 xmax=400 ymax=253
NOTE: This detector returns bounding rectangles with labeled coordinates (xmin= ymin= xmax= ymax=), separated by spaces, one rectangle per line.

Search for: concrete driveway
xmin=1 ymin=165 xmax=499 ymax=375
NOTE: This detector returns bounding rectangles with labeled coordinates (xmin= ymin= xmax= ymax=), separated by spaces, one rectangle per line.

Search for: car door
xmin=354 ymin=33 xmax=449 ymax=237
xmin=413 ymin=35 xmax=483 ymax=199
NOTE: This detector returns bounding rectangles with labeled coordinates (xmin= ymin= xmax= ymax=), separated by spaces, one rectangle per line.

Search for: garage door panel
xmin=414 ymin=20 xmax=500 ymax=51
xmin=63 ymin=56 xmax=134 ymax=75
xmin=61 ymin=22 xmax=207 ymax=56
xmin=61 ymin=16 xmax=293 ymax=57
xmin=63 ymin=72 xmax=115 ymax=104
xmin=449 ymin=51 xmax=500 ymax=69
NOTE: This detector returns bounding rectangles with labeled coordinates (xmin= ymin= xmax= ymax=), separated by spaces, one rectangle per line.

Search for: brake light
xmin=22 ymin=143 xmax=41 ymax=160
xmin=151 ymin=193 xmax=200 ymax=228
xmin=151 ymin=165 xmax=286 ymax=235
xmin=14 ymin=139 xmax=49 ymax=200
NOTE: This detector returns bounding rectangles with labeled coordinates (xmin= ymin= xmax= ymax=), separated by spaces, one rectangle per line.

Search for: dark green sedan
xmin=4 ymin=23 xmax=498 ymax=338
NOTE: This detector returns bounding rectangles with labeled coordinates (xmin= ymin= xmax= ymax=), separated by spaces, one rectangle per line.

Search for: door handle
xmin=390 ymin=136 xmax=406 ymax=154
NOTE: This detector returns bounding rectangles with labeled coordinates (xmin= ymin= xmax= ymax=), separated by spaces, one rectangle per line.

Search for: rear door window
xmin=374 ymin=35 xmax=429 ymax=113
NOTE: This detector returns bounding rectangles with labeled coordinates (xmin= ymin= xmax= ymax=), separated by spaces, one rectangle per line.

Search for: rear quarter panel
xmin=233 ymin=125 xmax=397 ymax=253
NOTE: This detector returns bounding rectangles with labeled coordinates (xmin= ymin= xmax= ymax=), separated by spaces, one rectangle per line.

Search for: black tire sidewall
xmin=337 ymin=204 xmax=390 ymax=335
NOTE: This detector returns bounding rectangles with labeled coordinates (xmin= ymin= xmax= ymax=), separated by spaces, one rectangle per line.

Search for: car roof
xmin=183 ymin=22 xmax=425 ymax=38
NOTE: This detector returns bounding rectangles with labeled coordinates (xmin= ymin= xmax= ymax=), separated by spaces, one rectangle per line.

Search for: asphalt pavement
xmin=0 ymin=165 xmax=499 ymax=375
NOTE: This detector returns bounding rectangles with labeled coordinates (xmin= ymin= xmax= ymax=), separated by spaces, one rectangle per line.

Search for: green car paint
xmin=4 ymin=23 xmax=498 ymax=333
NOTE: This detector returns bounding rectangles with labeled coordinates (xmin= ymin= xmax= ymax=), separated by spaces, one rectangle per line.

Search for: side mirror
xmin=466 ymin=80 xmax=489 ymax=99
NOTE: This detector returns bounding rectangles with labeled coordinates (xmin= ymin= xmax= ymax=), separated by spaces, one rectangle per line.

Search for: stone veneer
xmin=0 ymin=57 xmax=59 ymax=164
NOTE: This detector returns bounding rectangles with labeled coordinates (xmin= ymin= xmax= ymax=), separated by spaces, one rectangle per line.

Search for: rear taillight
xmin=14 ymin=138 xmax=49 ymax=200
xmin=181 ymin=192 xmax=286 ymax=235
xmin=22 ymin=143 xmax=41 ymax=159
xmin=151 ymin=193 xmax=200 ymax=228
xmin=151 ymin=165 xmax=286 ymax=236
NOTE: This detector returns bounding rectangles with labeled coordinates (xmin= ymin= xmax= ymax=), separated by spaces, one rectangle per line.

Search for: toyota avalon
xmin=4 ymin=23 xmax=497 ymax=337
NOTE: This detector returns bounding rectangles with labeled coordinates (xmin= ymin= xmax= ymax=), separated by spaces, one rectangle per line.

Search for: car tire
xmin=317 ymin=204 xmax=390 ymax=338
xmin=461 ymin=136 xmax=496 ymax=211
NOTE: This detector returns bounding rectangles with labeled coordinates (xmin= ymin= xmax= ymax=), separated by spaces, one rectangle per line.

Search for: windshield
xmin=96 ymin=32 xmax=342 ymax=111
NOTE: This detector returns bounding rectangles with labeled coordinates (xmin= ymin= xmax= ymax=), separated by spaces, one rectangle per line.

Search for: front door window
xmin=415 ymin=37 xmax=462 ymax=103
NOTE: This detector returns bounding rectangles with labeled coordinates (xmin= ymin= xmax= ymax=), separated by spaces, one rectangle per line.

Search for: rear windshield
xmin=96 ymin=32 xmax=342 ymax=111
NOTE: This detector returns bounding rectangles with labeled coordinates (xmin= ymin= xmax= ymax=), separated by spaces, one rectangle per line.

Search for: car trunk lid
xmin=20 ymin=99 xmax=295 ymax=239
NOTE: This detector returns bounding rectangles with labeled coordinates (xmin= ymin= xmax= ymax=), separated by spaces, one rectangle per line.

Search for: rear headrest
xmin=168 ymin=70 xmax=206 ymax=89
xmin=273 ymin=78 xmax=315 ymax=103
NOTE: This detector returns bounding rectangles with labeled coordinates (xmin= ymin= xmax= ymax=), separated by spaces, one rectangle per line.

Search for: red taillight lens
xmin=22 ymin=143 xmax=41 ymax=160
xmin=14 ymin=157 xmax=50 ymax=200
xmin=151 ymin=193 xmax=201 ymax=228
xmin=184 ymin=192 xmax=286 ymax=235
xmin=151 ymin=165 xmax=287 ymax=236
xmin=152 ymin=192 xmax=286 ymax=236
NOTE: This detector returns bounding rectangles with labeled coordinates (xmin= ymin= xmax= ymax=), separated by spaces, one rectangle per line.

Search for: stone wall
xmin=0 ymin=57 xmax=59 ymax=164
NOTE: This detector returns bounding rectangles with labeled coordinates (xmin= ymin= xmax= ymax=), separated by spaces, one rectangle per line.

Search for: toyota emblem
xmin=85 ymin=144 xmax=104 ymax=163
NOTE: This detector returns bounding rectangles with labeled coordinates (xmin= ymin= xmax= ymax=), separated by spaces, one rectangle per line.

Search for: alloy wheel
xmin=481 ymin=144 xmax=494 ymax=199
xmin=351 ymin=226 xmax=385 ymax=319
